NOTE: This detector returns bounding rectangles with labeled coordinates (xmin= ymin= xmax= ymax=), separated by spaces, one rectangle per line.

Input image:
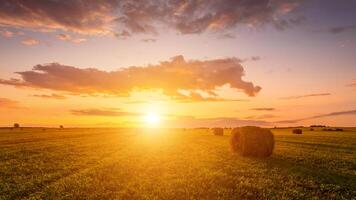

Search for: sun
xmin=144 ymin=112 xmax=161 ymax=126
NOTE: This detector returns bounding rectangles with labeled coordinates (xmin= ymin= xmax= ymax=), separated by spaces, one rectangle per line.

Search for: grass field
xmin=0 ymin=127 xmax=355 ymax=199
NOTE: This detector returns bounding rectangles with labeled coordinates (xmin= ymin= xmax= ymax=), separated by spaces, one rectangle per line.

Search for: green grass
xmin=0 ymin=127 xmax=355 ymax=199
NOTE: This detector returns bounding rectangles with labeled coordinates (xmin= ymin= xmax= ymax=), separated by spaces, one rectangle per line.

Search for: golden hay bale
xmin=292 ymin=129 xmax=302 ymax=134
xmin=230 ymin=126 xmax=274 ymax=157
xmin=212 ymin=127 xmax=224 ymax=136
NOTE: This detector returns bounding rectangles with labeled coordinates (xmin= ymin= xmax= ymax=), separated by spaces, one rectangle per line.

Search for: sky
xmin=0 ymin=0 xmax=355 ymax=127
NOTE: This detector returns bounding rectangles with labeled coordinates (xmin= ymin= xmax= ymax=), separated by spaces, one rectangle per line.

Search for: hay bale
xmin=230 ymin=126 xmax=274 ymax=157
xmin=310 ymin=128 xmax=314 ymax=131
xmin=292 ymin=129 xmax=302 ymax=134
xmin=212 ymin=128 xmax=224 ymax=136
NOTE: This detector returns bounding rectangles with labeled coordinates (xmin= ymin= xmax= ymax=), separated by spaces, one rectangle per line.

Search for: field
xmin=0 ymin=127 xmax=355 ymax=200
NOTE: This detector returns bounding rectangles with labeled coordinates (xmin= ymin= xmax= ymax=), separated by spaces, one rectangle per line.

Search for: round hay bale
xmin=212 ymin=127 xmax=224 ymax=136
xmin=292 ymin=129 xmax=302 ymax=134
xmin=230 ymin=126 xmax=274 ymax=157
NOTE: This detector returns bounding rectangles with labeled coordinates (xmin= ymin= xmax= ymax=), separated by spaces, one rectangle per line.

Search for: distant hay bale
xmin=292 ymin=129 xmax=302 ymax=134
xmin=310 ymin=128 xmax=314 ymax=131
xmin=212 ymin=128 xmax=224 ymax=136
xmin=335 ymin=128 xmax=343 ymax=131
xmin=230 ymin=126 xmax=274 ymax=157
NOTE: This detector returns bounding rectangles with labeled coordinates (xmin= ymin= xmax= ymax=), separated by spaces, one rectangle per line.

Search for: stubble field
xmin=0 ymin=127 xmax=355 ymax=199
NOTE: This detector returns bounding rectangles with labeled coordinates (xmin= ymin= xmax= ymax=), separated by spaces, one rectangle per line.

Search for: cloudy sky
xmin=0 ymin=0 xmax=355 ymax=127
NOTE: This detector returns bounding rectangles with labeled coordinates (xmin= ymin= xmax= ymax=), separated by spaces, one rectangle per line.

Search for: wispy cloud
xmin=328 ymin=24 xmax=356 ymax=34
xmin=56 ymin=34 xmax=87 ymax=44
xmin=245 ymin=114 xmax=277 ymax=120
xmin=70 ymin=108 xmax=139 ymax=117
xmin=0 ymin=98 xmax=23 ymax=109
xmin=250 ymin=107 xmax=275 ymax=111
xmin=0 ymin=29 xmax=24 ymax=38
xmin=21 ymin=38 xmax=39 ymax=46
xmin=280 ymin=93 xmax=331 ymax=100
xmin=32 ymin=93 xmax=67 ymax=100
xmin=141 ymin=38 xmax=156 ymax=43
xmin=275 ymin=109 xmax=356 ymax=123
xmin=0 ymin=55 xmax=261 ymax=101
xmin=166 ymin=116 xmax=271 ymax=128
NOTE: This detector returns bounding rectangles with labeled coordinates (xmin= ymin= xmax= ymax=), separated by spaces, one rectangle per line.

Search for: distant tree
xmin=292 ymin=129 xmax=302 ymax=134
xmin=14 ymin=123 xmax=20 ymax=128
xmin=59 ymin=125 xmax=64 ymax=129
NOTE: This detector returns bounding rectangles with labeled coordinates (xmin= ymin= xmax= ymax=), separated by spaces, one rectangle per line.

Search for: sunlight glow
xmin=144 ymin=112 xmax=160 ymax=126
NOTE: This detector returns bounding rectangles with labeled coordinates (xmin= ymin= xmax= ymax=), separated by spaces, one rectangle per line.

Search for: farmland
xmin=0 ymin=127 xmax=355 ymax=199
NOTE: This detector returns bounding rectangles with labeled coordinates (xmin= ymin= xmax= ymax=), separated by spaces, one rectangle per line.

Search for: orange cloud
xmin=56 ymin=34 xmax=87 ymax=44
xmin=0 ymin=55 xmax=261 ymax=101
xmin=56 ymin=34 xmax=71 ymax=41
xmin=0 ymin=29 xmax=14 ymax=37
xmin=21 ymin=38 xmax=39 ymax=46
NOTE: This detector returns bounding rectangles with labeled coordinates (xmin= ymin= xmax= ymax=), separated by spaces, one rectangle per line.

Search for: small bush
xmin=292 ymin=129 xmax=302 ymax=134
xmin=212 ymin=128 xmax=224 ymax=136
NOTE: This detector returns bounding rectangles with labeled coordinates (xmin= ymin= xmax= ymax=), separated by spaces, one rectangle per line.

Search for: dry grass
xmin=0 ymin=127 xmax=355 ymax=199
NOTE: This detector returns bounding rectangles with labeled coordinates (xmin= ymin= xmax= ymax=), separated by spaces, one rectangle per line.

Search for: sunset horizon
xmin=0 ymin=1 xmax=355 ymax=199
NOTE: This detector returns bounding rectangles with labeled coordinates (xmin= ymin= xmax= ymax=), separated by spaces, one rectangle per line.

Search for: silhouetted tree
xmin=14 ymin=123 xmax=20 ymax=128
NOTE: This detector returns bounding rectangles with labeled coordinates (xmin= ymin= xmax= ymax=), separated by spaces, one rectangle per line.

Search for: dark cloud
xmin=0 ymin=0 xmax=118 ymax=35
xmin=280 ymin=93 xmax=331 ymax=100
xmin=0 ymin=0 xmax=303 ymax=36
xmin=275 ymin=109 xmax=356 ymax=123
xmin=251 ymin=107 xmax=275 ymax=111
xmin=32 ymin=93 xmax=67 ymax=100
xmin=251 ymin=56 xmax=262 ymax=61
xmin=70 ymin=108 xmax=139 ymax=117
xmin=0 ymin=55 xmax=261 ymax=101
xmin=329 ymin=24 xmax=356 ymax=34
xmin=113 ymin=30 xmax=131 ymax=39
xmin=0 ymin=98 xmax=22 ymax=109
